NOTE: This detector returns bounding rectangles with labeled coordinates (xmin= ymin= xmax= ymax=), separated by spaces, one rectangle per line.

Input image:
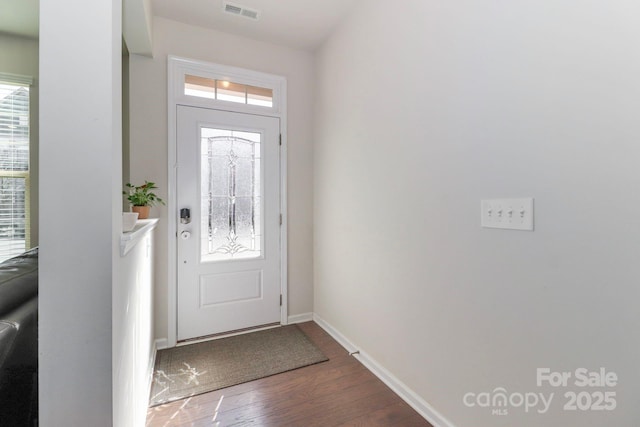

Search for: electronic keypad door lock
xmin=180 ymin=208 xmax=191 ymax=224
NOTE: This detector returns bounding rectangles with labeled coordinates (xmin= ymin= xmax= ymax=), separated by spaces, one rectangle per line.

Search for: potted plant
xmin=124 ymin=181 xmax=165 ymax=219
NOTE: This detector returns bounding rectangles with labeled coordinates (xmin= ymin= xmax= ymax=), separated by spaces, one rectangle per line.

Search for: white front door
xmin=176 ymin=105 xmax=281 ymax=341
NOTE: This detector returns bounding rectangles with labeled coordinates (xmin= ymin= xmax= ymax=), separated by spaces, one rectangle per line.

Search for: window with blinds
xmin=0 ymin=80 xmax=30 ymax=262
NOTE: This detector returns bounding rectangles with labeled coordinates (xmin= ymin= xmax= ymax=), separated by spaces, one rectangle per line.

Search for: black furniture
xmin=0 ymin=248 xmax=38 ymax=426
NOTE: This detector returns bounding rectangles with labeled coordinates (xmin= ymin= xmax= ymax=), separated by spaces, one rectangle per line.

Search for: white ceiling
xmin=0 ymin=0 xmax=39 ymax=39
xmin=151 ymin=0 xmax=359 ymax=51
xmin=0 ymin=0 xmax=357 ymax=51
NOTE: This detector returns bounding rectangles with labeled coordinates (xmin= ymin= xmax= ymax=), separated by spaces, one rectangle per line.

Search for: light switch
xmin=481 ymin=198 xmax=534 ymax=231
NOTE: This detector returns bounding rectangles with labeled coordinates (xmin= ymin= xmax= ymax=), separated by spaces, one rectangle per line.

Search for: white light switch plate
xmin=481 ymin=198 xmax=534 ymax=231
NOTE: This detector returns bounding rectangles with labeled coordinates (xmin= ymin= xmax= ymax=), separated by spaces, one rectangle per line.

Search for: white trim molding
xmin=154 ymin=338 xmax=168 ymax=351
xmin=146 ymin=340 xmax=159 ymax=405
xmin=120 ymin=218 xmax=159 ymax=256
xmin=167 ymin=56 xmax=288 ymax=347
xmin=313 ymin=314 xmax=457 ymax=427
xmin=287 ymin=313 xmax=313 ymax=324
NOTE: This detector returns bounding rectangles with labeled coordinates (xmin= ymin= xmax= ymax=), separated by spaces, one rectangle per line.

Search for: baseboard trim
xmin=287 ymin=312 xmax=314 ymax=324
xmin=312 ymin=314 xmax=456 ymax=427
xmin=155 ymin=338 xmax=168 ymax=350
xmin=145 ymin=339 xmax=158 ymax=419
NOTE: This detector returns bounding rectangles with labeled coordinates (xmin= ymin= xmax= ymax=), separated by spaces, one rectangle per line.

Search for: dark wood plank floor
xmin=146 ymin=321 xmax=432 ymax=427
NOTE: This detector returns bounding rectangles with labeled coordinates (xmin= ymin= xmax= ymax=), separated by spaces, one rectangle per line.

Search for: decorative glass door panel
xmin=200 ymin=127 xmax=262 ymax=262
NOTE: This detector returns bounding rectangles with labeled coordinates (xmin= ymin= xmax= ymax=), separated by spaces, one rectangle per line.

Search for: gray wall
xmin=314 ymin=1 xmax=640 ymax=426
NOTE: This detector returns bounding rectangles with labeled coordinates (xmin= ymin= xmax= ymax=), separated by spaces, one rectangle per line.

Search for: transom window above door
xmin=170 ymin=57 xmax=285 ymax=115
xmin=185 ymin=75 xmax=273 ymax=108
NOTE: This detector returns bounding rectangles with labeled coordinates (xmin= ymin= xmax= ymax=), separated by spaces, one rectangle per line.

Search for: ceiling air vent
xmin=223 ymin=2 xmax=260 ymax=20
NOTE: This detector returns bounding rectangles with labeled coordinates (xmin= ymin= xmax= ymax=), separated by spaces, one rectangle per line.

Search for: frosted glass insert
xmin=200 ymin=127 xmax=261 ymax=262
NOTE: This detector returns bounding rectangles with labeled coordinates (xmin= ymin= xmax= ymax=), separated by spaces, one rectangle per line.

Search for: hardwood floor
xmin=146 ymin=321 xmax=432 ymax=427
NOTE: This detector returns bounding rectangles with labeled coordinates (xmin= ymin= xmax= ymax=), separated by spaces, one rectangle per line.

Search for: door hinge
xmin=279 ymin=134 xmax=282 ymax=146
xmin=280 ymin=214 xmax=283 ymax=225
xmin=280 ymin=294 xmax=283 ymax=306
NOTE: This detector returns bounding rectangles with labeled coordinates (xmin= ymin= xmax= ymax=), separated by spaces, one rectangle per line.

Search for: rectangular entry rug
xmin=149 ymin=325 xmax=328 ymax=407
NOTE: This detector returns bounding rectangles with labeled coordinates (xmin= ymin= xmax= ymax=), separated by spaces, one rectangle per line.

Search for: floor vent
xmin=223 ymin=2 xmax=260 ymax=20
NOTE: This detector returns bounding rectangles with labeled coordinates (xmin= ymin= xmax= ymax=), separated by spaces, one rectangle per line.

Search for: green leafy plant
xmin=124 ymin=181 xmax=165 ymax=207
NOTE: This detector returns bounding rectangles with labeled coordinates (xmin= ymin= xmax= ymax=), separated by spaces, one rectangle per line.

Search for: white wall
xmin=39 ymin=0 xmax=121 ymax=424
xmin=0 ymin=33 xmax=39 ymax=247
xmin=129 ymin=17 xmax=315 ymax=341
xmin=314 ymin=1 xmax=640 ymax=426
xmin=113 ymin=231 xmax=156 ymax=427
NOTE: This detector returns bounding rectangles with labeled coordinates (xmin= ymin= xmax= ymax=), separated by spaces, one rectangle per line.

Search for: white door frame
xmin=166 ymin=56 xmax=288 ymax=348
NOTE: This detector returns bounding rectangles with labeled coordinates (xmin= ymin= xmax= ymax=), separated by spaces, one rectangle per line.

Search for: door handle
xmin=180 ymin=208 xmax=191 ymax=224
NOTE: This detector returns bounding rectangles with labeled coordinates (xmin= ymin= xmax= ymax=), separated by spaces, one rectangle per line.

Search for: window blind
xmin=0 ymin=81 xmax=30 ymax=262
